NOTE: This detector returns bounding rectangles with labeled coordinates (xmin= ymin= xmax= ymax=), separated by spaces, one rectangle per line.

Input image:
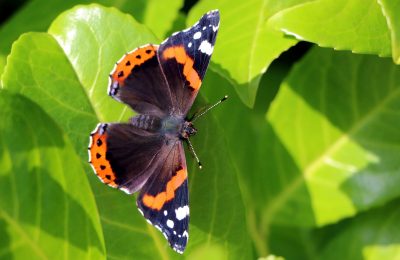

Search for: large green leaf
xmin=199 ymin=46 xmax=400 ymax=257
xmin=269 ymin=0 xmax=392 ymax=58
xmin=48 ymin=4 xmax=159 ymax=122
xmin=188 ymin=0 xmax=313 ymax=107
xmin=317 ymin=199 xmax=400 ymax=259
xmin=378 ymin=0 xmax=400 ymax=64
xmin=198 ymin=64 xmax=314 ymax=257
xmin=1 ymin=32 xmax=98 ymax=158
xmin=0 ymin=0 xmax=182 ymax=74
xmin=0 ymin=90 xmax=105 ymax=259
xmin=266 ymin=47 xmax=400 ymax=226
xmin=2 ymin=5 xmax=251 ymax=258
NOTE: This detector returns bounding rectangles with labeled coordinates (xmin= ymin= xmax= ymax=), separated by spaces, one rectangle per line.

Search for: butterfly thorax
xmin=156 ymin=115 xmax=197 ymax=140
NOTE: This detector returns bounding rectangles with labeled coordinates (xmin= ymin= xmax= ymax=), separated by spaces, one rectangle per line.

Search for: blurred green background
xmin=1 ymin=0 xmax=400 ymax=259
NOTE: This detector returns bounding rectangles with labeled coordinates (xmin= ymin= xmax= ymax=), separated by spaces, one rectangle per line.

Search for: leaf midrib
xmin=262 ymin=77 xmax=400 ymax=229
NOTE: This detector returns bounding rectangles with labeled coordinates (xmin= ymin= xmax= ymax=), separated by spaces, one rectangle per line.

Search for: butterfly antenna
xmin=191 ymin=95 xmax=228 ymax=122
xmin=186 ymin=138 xmax=202 ymax=169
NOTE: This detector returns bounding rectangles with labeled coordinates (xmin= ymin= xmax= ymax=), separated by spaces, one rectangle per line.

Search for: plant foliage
xmin=0 ymin=0 xmax=399 ymax=259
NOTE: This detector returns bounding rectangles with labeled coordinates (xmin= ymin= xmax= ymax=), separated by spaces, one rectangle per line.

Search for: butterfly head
xmin=181 ymin=121 xmax=197 ymax=139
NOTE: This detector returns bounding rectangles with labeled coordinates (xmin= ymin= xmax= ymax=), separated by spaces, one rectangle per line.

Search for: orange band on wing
xmin=142 ymin=167 xmax=187 ymax=210
xmin=89 ymin=126 xmax=118 ymax=188
xmin=112 ymin=45 xmax=158 ymax=84
xmin=162 ymin=46 xmax=201 ymax=90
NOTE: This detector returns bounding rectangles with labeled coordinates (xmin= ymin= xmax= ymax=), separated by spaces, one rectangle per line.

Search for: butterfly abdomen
xmin=131 ymin=114 xmax=161 ymax=132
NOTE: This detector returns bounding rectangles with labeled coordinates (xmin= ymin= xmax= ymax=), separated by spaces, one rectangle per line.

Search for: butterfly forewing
xmin=157 ymin=10 xmax=220 ymax=115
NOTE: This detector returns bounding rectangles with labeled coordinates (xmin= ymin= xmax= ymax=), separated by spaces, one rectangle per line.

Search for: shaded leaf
xmin=269 ymin=0 xmax=392 ymax=58
xmin=378 ymin=0 xmax=400 ymax=64
xmin=198 ymin=65 xmax=315 ymax=257
xmin=188 ymin=0 xmax=313 ymax=107
xmin=267 ymin=47 xmax=400 ymax=226
xmin=318 ymin=199 xmax=400 ymax=259
xmin=1 ymin=32 xmax=98 ymax=158
xmin=0 ymin=90 xmax=105 ymax=259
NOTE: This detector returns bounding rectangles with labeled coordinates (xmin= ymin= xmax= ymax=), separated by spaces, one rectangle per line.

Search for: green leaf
xmin=141 ymin=0 xmax=184 ymax=38
xmin=0 ymin=55 xmax=5 ymax=78
xmin=269 ymin=0 xmax=392 ymax=57
xmin=1 ymin=32 xmax=98 ymax=158
xmin=48 ymin=4 xmax=158 ymax=122
xmin=318 ymin=199 xmax=400 ymax=259
xmin=378 ymin=0 xmax=400 ymax=64
xmin=0 ymin=0 xmax=182 ymax=71
xmin=188 ymin=0 xmax=313 ymax=107
xmin=2 ymin=5 xmax=252 ymax=258
xmin=266 ymin=47 xmax=400 ymax=226
xmin=0 ymin=90 xmax=105 ymax=259
xmin=198 ymin=65 xmax=308 ymax=257
xmin=200 ymin=47 xmax=400 ymax=257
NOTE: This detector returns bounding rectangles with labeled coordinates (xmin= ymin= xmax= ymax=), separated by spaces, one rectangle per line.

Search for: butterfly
xmin=88 ymin=10 xmax=220 ymax=254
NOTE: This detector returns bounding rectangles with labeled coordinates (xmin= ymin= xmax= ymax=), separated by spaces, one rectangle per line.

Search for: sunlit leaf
xmin=269 ymin=0 xmax=392 ymax=57
xmin=188 ymin=0 xmax=313 ymax=107
xmin=48 ymin=4 xmax=158 ymax=122
xmin=378 ymin=0 xmax=400 ymax=63
xmin=0 ymin=90 xmax=105 ymax=259
xmin=1 ymin=32 xmax=97 ymax=158
xmin=267 ymin=47 xmax=400 ymax=226
xmin=318 ymin=199 xmax=400 ymax=259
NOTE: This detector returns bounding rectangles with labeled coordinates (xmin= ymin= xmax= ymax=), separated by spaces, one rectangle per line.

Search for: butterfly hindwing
xmin=137 ymin=142 xmax=189 ymax=254
xmin=157 ymin=10 xmax=220 ymax=115
xmin=88 ymin=122 xmax=166 ymax=194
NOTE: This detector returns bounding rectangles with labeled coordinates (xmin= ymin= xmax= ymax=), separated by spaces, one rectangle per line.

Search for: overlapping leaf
xmin=269 ymin=0 xmax=393 ymax=59
xmin=0 ymin=0 xmax=182 ymax=74
xmin=267 ymin=47 xmax=400 ymax=226
xmin=0 ymin=91 xmax=105 ymax=259
xmin=1 ymin=5 xmax=251 ymax=259
xmin=1 ymin=32 xmax=98 ymax=158
xmin=188 ymin=0 xmax=313 ymax=107
xmin=378 ymin=0 xmax=400 ymax=63
xmin=200 ymin=46 xmax=400 ymax=258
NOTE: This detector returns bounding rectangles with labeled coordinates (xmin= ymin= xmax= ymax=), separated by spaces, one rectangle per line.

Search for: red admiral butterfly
xmin=88 ymin=10 xmax=220 ymax=253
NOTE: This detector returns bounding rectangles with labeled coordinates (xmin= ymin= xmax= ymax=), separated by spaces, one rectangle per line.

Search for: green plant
xmin=0 ymin=0 xmax=399 ymax=259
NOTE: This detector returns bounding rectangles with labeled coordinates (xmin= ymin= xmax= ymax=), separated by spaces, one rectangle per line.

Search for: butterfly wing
xmin=137 ymin=142 xmax=189 ymax=254
xmin=157 ymin=10 xmax=220 ymax=115
xmin=109 ymin=44 xmax=174 ymax=116
xmin=88 ymin=123 xmax=170 ymax=194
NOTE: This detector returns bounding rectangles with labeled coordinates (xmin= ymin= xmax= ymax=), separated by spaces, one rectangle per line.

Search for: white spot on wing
xmin=120 ymin=186 xmax=131 ymax=194
xmin=164 ymin=210 xmax=168 ymax=216
xmin=198 ymin=40 xmax=214 ymax=55
xmin=182 ymin=230 xmax=189 ymax=238
xmin=175 ymin=205 xmax=189 ymax=220
xmin=188 ymin=42 xmax=192 ymax=48
xmin=167 ymin=219 xmax=174 ymax=228
xmin=193 ymin=31 xmax=201 ymax=40
xmin=212 ymin=21 xmax=220 ymax=32
xmin=138 ymin=208 xmax=144 ymax=216
xmin=202 ymin=26 xmax=206 ymax=30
